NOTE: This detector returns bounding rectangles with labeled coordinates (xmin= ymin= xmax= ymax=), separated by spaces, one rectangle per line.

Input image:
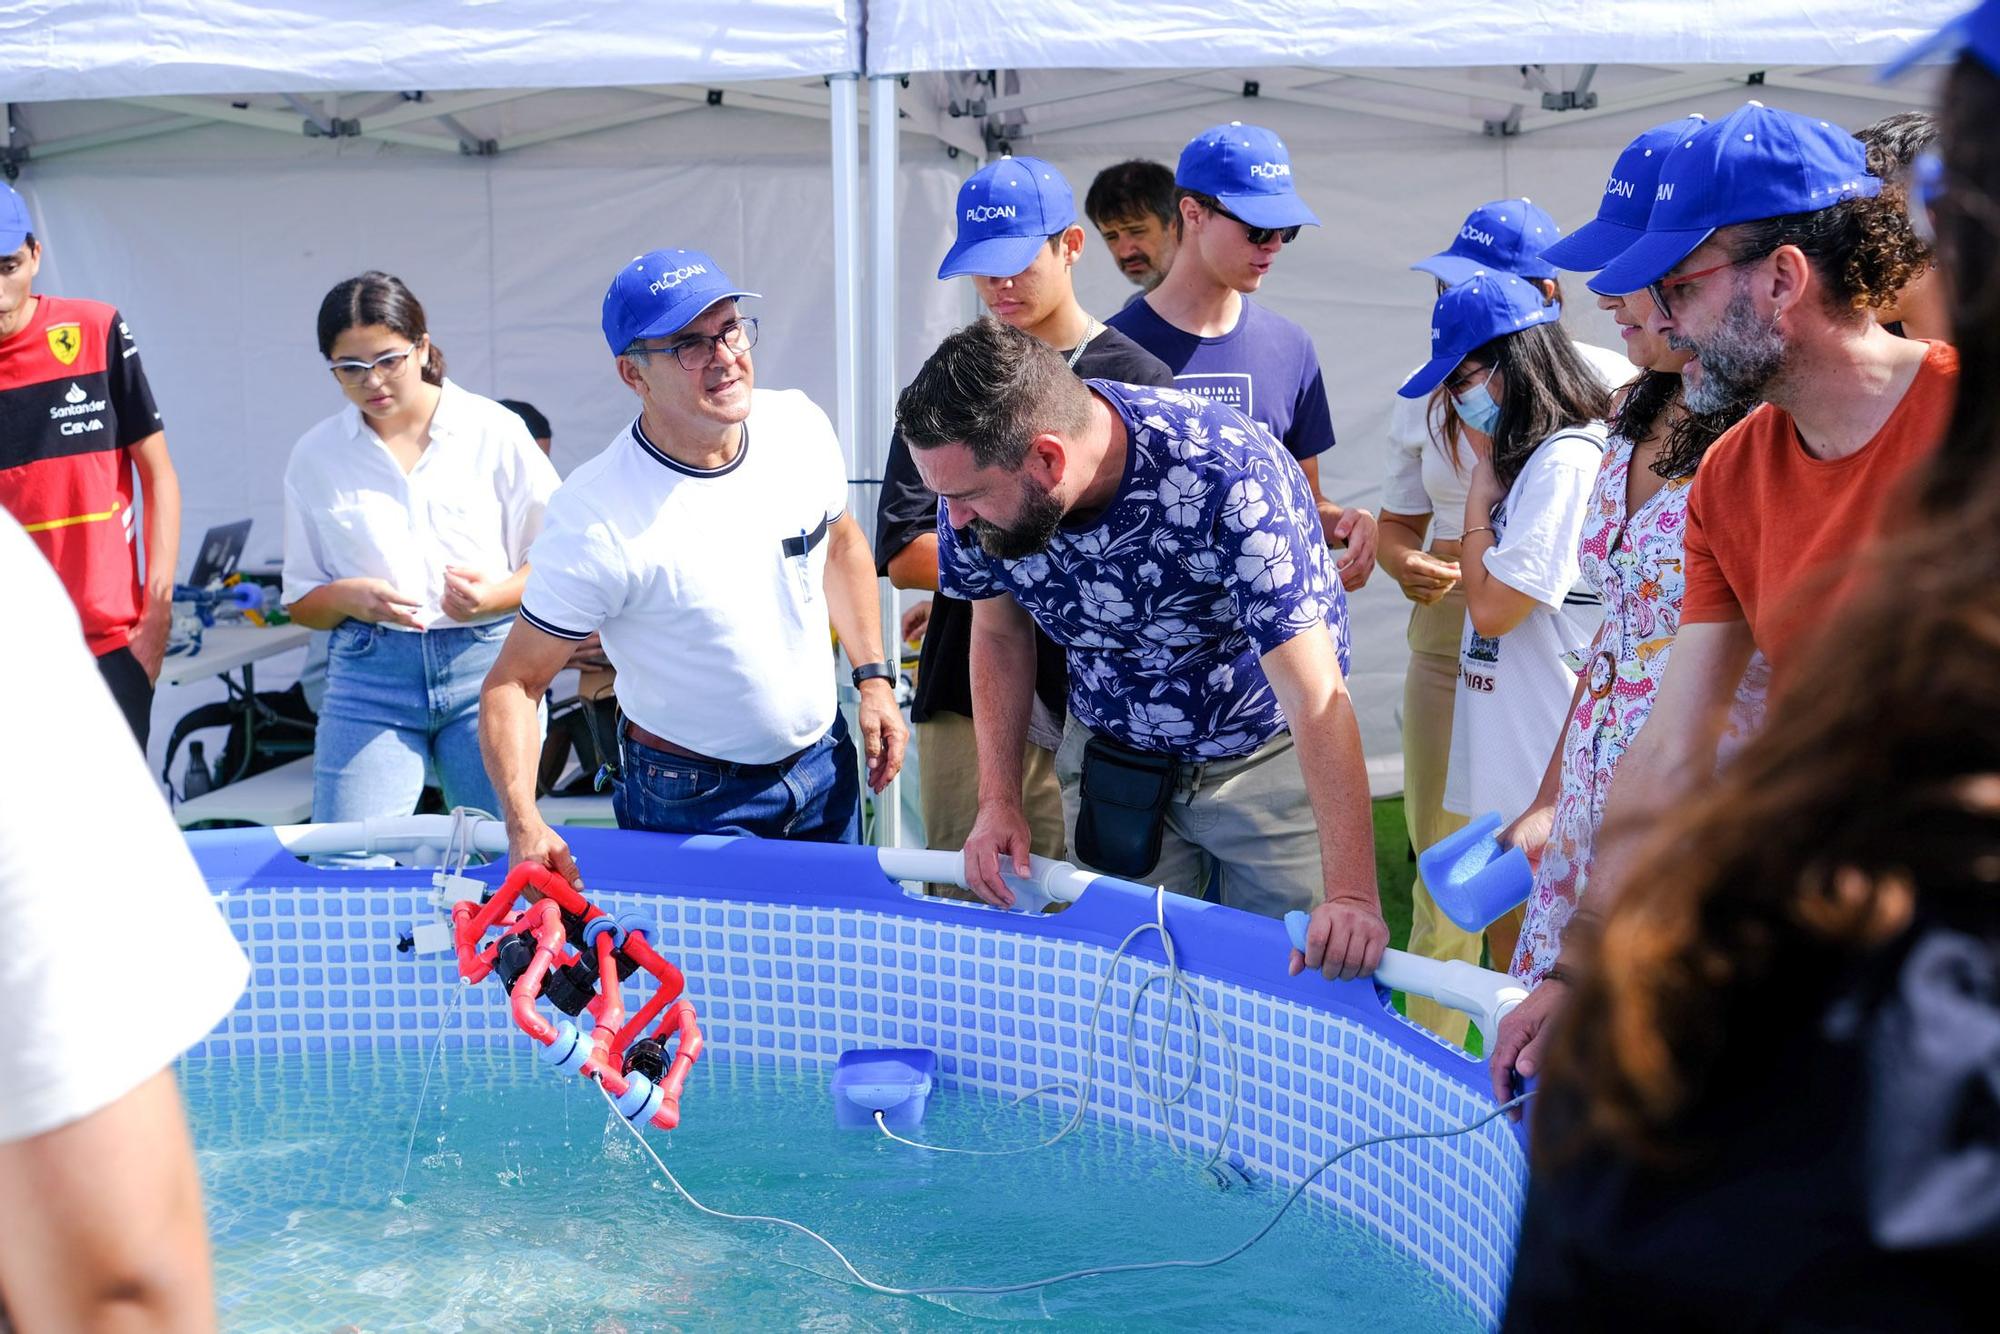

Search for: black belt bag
xmin=1074 ymin=732 xmax=1181 ymax=879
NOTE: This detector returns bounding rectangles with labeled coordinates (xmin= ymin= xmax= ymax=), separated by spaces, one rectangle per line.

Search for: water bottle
xmin=183 ymin=740 xmax=214 ymax=799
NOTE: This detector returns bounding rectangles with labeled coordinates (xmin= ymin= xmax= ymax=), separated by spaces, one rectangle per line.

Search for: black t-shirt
xmin=874 ymin=326 xmax=1174 ymax=724
xmin=1502 ymin=914 xmax=1994 ymax=1332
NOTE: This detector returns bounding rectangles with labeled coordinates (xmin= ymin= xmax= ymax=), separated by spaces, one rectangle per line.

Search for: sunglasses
xmin=1208 ymin=203 xmax=1302 ymax=247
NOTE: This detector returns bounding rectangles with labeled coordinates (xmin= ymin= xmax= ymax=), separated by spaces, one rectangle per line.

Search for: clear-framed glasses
xmin=1647 ymin=250 xmax=1771 ymax=321
xmin=634 ymin=317 xmax=760 ymax=372
xmin=1209 ymin=203 xmax=1302 ymax=247
xmin=329 ymin=343 xmax=420 ymax=386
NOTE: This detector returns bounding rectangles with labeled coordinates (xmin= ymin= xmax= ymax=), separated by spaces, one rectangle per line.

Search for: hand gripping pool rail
xmin=451 ymin=863 xmax=703 ymax=1131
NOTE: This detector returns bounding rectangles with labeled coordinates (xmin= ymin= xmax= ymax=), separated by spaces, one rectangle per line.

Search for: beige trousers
xmin=917 ymin=711 xmax=1066 ymax=900
xmin=1054 ymin=716 xmax=1322 ymax=920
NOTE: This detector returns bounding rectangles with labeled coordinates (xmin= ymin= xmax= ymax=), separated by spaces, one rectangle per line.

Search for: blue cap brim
xmin=1589 ymin=225 xmax=1714 ymax=296
xmin=1215 ymin=191 xmax=1320 ymax=230
xmin=0 ymin=227 xmax=28 ymax=253
xmin=1538 ymin=217 xmax=1645 ymax=274
xmin=1398 ymin=351 xmax=1465 ymax=400
xmin=1412 ymin=254 xmax=1490 ymax=285
xmin=938 ymin=233 xmax=1051 ymax=280
xmin=1880 ymin=16 xmax=1967 ymax=81
xmin=631 ymin=288 xmax=761 ymax=340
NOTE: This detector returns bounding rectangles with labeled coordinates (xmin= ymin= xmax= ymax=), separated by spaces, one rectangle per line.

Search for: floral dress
xmin=1511 ymin=433 xmax=1769 ymax=984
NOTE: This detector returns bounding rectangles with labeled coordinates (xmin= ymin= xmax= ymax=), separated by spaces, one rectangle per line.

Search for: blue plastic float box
xmin=831 ymin=1048 xmax=937 ymax=1130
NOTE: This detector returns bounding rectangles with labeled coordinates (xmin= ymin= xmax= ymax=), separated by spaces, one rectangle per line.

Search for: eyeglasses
xmin=328 ymin=344 xmax=420 ymax=386
xmin=631 ymin=317 xmax=760 ymax=372
xmin=1647 ymin=251 xmax=1770 ymax=321
xmin=1445 ymin=363 xmax=1494 ymax=397
xmin=1208 ymin=203 xmax=1301 ymax=247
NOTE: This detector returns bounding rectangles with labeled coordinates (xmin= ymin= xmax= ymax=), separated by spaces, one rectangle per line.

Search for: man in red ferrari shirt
xmin=0 ymin=181 xmax=181 ymax=747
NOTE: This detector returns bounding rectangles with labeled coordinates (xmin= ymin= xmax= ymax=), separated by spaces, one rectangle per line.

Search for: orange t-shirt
xmin=1681 ymin=340 xmax=1956 ymax=669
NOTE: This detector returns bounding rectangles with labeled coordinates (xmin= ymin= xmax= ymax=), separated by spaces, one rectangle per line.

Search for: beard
xmin=969 ymin=475 xmax=1066 ymax=559
xmin=1670 ymin=283 xmax=1786 ymax=413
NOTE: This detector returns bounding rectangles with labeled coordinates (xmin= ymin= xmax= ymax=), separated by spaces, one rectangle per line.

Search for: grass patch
xmin=1373 ymin=795 xmax=1416 ymax=952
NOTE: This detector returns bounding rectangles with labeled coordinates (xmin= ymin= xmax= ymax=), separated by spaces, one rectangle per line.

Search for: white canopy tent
xmin=1 ymin=1 xmax=1952 ymax=798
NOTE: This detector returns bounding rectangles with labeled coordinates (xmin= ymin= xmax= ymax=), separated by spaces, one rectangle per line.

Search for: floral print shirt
xmin=938 ymin=381 xmax=1349 ymax=759
xmin=1512 ymin=432 xmax=1769 ymax=983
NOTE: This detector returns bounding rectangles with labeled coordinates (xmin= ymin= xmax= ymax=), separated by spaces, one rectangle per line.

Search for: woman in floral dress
xmin=1508 ymin=288 xmax=1765 ymax=984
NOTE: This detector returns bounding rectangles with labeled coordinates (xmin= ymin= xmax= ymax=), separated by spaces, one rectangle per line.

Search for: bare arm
xmin=960 ymin=593 xmax=1040 ymax=906
xmin=822 ymin=512 xmax=908 ymax=793
xmin=1298 ymin=455 xmax=1376 ymax=591
xmin=0 ymin=1068 xmax=215 ymax=1332
xmin=126 ymin=432 xmax=180 ymax=681
xmin=480 ymin=618 xmax=584 ymax=886
xmin=285 ymin=579 xmax=423 ymax=631
xmin=1379 ymin=509 xmax=1462 ymax=607
xmin=1586 ymin=618 xmax=1758 ymax=914
xmin=1263 ymin=624 xmax=1387 ymax=980
xmin=441 ymin=563 xmax=531 ymax=622
xmin=885 ymin=532 xmax=940 ymax=593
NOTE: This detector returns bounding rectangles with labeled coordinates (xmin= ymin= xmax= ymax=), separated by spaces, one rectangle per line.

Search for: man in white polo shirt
xmin=480 ymin=249 xmax=906 ymax=884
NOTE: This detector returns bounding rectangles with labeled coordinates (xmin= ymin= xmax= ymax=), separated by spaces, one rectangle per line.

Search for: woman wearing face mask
xmin=282 ymin=271 xmax=560 ymax=822
xmin=1396 ymin=273 xmax=1610 ymax=971
xmin=1502 ymin=290 xmax=1768 ymax=988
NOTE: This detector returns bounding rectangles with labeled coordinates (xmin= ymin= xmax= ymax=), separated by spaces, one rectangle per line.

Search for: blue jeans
xmin=312 ymin=618 xmax=510 ymax=822
xmin=613 ymin=712 xmax=861 ymax=843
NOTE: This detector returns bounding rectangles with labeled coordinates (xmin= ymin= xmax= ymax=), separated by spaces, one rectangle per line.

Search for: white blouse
xmin=281 ymin=379 xmax=560 ymax=630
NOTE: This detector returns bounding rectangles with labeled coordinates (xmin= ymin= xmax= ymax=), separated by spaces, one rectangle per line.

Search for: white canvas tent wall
xmin=1 ymin=1 xmax=1953 ymax=793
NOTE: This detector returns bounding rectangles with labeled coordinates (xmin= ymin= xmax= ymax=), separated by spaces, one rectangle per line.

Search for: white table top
xmin=158 ymin=623 xmax=313 ymax=687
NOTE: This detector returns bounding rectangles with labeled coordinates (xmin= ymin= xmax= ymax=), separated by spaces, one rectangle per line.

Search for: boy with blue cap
xmin=1490 ymin=101 xmax=1954 ymax=1103
xmin=1108 ymin=123 xmax=1376 ymax=590
xmin=0 ymin=180 xmax=183 ymax=748
xmin=875 ymin=157 xmax=1170 ymax=890
xmin=480 ymin=249 xmax=905 ymax=885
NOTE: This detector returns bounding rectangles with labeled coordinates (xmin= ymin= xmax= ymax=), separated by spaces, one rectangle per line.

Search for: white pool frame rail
xmin=271 ymin=816 xmax=1528 ymax=1045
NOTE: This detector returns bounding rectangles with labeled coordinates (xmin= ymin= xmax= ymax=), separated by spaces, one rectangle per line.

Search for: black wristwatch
xmin=851 ymin=661 xmax=896 ymax=689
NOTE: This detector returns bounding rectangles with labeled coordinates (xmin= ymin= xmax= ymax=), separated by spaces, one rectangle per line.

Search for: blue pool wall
xmin=185 ymin=826 xmax=1527 ymax=1328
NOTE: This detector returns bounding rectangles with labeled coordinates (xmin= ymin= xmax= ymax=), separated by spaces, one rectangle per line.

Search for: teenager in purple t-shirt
xmin=1108 ymin=122 xmax=1376 ymax=590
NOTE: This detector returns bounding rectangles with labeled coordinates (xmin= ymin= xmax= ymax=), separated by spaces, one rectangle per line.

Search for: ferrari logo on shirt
xmin=47 ymin=323 xmax=81 ymax=365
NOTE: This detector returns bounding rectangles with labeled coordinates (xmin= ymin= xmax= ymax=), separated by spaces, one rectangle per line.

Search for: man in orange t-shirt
xmin=1487 ymin=102 xmax=1950 ymax=1100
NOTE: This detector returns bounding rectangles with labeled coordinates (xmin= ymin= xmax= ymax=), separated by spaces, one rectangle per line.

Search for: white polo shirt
xmin=521 ymin=388 xmax=849 ymax=764
xmin=1 ymin=512 xmax=248 ymax=1144
xmin=281 ymin=379 xmax=560 ymax=630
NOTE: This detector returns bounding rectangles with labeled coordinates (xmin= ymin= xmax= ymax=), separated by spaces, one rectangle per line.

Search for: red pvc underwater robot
xmin=452 ymin=863 xmax=703 ymax=1130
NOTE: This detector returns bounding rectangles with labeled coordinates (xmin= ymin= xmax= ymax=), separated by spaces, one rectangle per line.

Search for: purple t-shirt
xmin=1106 ymin=296 xmax=1335 ymax=462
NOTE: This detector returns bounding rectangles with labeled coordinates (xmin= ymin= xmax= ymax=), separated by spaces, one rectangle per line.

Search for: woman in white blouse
xmin=282 ymin=272 xmax=559 ymax=821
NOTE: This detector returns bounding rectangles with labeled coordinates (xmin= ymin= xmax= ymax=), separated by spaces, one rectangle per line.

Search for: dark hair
xmin=1535 ymin=60 xmax=2000 ymax=1164
xmin=1720 ymin=191 xmax=1929 ymax=318
xmin=1855 ymin=110 xmax=1940 ymax=179
xmin=1084 ymin=160 xmax=1177 ymax=228
xmin=316 ymin=271 xmax=445 ymax=385
xmin=1610 ymin=368 xmax=1755 ymax=481
xmin=498 ymin=398 xmax=551 ymax=441
xmin=1429 ymin=322 xmax=1611 ymax=492
xmin=897 ymin=317 xmax=1093 ymax=470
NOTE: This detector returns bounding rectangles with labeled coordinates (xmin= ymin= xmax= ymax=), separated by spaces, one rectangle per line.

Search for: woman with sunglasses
xmin=281 ymin=271 xmax=560 ymax=822
xmin=1396 ymin=272 xmax=1609 ymax=963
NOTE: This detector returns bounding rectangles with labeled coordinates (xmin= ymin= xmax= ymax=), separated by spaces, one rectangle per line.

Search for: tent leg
xmin=868 ymin=73 xmax=902 ymax=850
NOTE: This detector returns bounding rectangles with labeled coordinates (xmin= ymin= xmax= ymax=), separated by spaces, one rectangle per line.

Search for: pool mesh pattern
xmin=190 ymin=880 xmax=1524 ymax=1328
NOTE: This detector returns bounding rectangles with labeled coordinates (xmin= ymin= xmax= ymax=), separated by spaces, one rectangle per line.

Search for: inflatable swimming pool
xmin=184 ymin=820 xmax=1528 ymax=1329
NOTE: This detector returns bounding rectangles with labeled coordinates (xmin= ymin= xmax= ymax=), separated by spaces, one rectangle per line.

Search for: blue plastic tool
xmin=1415 ymin=812 xmax=1533 ymax=932
xmin=830 ymin=1048 xmax=937 ymax=1130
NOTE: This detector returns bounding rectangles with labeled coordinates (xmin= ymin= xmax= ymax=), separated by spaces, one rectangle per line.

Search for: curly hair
xmin=1723 ymin=188 xmax=1930 ymax=317
xmin=1536 ymin=56 xmax=2000 ymax=1164
xmin=1610 ymin=368 xmax=1756 ymax=481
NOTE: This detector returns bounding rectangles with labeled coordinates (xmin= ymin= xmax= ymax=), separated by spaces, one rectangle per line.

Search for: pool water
xmin=183 ymin=1047 xmax=1485 ymax=1332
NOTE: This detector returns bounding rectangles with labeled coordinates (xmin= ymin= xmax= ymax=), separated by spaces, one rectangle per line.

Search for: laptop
xmin=186 ymin=520 xmax=252 ymax=587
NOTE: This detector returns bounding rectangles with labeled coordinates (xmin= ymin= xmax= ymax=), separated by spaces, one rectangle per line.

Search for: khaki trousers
xmin=917 ymin=711 xmax=1066 ymax=900
xmin=1400 ymin=589 xmax=1523 ymax=1043
xmin=1054 ymin=716 xmax=1322 ymax=920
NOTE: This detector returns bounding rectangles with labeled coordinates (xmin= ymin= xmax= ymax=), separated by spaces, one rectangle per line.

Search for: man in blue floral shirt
xmin=899 ymin=318 xmax=1387 ymax=979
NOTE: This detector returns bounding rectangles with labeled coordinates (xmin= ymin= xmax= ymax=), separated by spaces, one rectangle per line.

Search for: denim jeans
xmin=613 ymin=712 xmax=861 ymax=843
xmin=312 ymin=617 xmax=510 ymax=822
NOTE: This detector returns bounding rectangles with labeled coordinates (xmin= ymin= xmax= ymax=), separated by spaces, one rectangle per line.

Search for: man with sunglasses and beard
xmin=1108 ymin=124 xmax=1376 ymax=589
xmin=900 ymin=318 xmax=1387 ymax=981
xmin=1490 ymin=102 xmax=1955 ymax=1094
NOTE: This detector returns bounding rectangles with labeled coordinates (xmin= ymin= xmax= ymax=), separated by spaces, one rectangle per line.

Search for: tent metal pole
xmin=868 ymin=72 xmax=902 ymax=850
